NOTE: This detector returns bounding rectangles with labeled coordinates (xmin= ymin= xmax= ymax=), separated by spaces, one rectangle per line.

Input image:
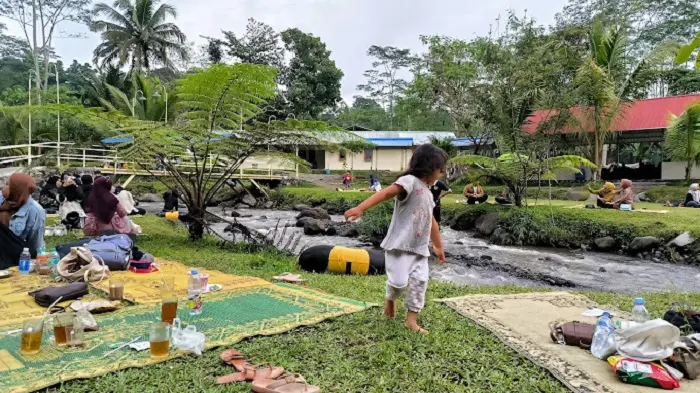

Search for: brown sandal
xmin=251 ymin=374 xmax=320 ymax=393
xmin=216 ymin=363 xmax=286 ymax=385
xmin=220 ymin=349 xmax=248 ymax=372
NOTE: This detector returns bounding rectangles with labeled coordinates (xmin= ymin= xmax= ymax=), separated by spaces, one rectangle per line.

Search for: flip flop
xmin=220 ymin=349 xmax=248 ymax=371
xmin=251 ymin=374 xmax=320 ymax=393
xmin=272 ymin=273 xmax=306 ymax=283
xmin=216 ymin=363 xmax=285 ymax=385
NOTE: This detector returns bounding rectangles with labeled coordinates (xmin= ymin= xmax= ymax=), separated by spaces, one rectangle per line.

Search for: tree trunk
xmin=594 ymin=137 xmax=601 ymax=180
xmin=31 ymin=0 xmax=42 ymax=103
xmin=188 ymin=208 xmax=205 ymax=241
xmin=686 ymin=162 xmax=692 ymax=184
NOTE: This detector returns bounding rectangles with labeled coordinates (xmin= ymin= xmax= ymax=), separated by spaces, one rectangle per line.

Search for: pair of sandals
xmin=216 ymin=349 xmax=320 ymax=393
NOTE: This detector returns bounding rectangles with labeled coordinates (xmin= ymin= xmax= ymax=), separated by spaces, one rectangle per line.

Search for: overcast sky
xmin=3 ymin=0 xmax=568 ymax=103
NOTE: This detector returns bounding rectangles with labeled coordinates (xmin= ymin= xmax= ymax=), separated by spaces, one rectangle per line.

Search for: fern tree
xmin=665 ymin=102 xmax=700 ymax=183
xmin=115 ymin=64 xmax=350 ymax=240
xmin=451 ymin=153 xmax=596 ymax=207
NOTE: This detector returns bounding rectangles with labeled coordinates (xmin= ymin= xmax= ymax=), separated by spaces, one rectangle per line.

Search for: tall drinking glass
xmin=160 ymin=277 xmax=178 ymax=324
xmin=149 ymin=322 xmax=171 ymax=358
xmin=52 ymin=313 xmax=74 ymax=346
xmin=20 ymin=318 xmax=44 ymax=355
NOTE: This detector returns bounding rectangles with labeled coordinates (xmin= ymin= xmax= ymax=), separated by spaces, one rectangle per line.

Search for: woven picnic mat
xmin=0 ymin=282 xmax=373 ymax=393
xmin=90 ymin=259 xmax=270 ymax=303
xmin=438 ymin=292 xmax=700 ymax=393
xmin=0 ymin=270 xmax=73 ymax=328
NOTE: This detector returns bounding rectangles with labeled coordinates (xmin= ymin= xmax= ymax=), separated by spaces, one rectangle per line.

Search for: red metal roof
xmin=522 ymin=94 xmax=700 ymax=134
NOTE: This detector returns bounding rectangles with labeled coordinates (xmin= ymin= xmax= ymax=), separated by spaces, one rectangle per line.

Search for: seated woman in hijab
xmin=612 ymin=179 xmax=634 ymax=209
xmin=57 ymin=176 xmax=85 ymax=229
xmin=114 ymin=185 xmax=145 ymax=215
xmin=588 ymin=182 xmax=616 ymax=208
xmin=83 ymin=177 xmax=135 ymax=236
xmin=0 ymin=174 xmax=46 ymax=262
xmin=368 ymin=173 xmax=382 ymax=192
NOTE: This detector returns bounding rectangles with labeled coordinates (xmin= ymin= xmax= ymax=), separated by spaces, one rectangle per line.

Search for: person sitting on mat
xmin=56 ymin=176 xmax=85 ymax=229
xmin=114 ymin=185 xmax=146 ymax=216
xmin=163 ymin=188 xmax=180 ymax=212
xmin=345 ymin=144 xmax=447 ymax=334
xmin=369 ymin=173 xmax=382 ymax=192
xmin=464 ymin=182 xmax=488 ymax=204
xmin=495 ymin=188 xmax=514 ymax=205
xmin=612 ymin=179 xmax=634 ymax=209
xmin=0 ymin=173 xmax=45 ymax=257
xmin=588 ymin=182 xmax=616 ymax=208
xmin=83 ymin=177 xmax=135 ymax=236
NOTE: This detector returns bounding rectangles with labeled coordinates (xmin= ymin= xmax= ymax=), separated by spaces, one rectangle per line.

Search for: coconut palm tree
xmin=90 ymin=0 xmax=188 ymax=72
xmin=574 ymin=21 xmax=674 ymax=179
xmin=665 ymin=102 xmax=700 ymax=183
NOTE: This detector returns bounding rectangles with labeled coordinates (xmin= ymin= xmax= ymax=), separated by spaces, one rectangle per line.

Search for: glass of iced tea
xmin=109 ymin=278 xmax=125 ymax=301
xmin=52 ymin=313 xmax=74 ymax=346
xmin=160 ymin=277 xmax=177 ymax=324
xmin=149 ymin=322 xmax=171 ymax=358
xmin=20 ymin=318 xmax=44 ymax=355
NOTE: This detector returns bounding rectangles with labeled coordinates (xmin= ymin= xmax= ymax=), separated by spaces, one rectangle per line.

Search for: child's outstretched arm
xmin=344 ymin=184 xmax=402 ymax=222
xmin=431 ymin=216 xmax=446 ymax=264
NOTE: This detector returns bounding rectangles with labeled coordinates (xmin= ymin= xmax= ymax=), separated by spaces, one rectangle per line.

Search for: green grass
xmin=38 ymin=216 xmax=700 ymax=392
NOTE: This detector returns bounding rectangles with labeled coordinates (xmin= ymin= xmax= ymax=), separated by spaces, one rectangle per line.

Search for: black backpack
xmin=0 ymin=223 xmax=27 ymax=269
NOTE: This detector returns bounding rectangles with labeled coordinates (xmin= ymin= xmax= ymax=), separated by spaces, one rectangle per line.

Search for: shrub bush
xmin=645 ymin=186 xmax=688 ymax=203
xmin=357 ymin=202 xmax=393 ymax=246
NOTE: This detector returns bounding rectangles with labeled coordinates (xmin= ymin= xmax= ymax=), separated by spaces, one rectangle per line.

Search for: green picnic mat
xmin=0 ymin=283 xmax=373 ymax=393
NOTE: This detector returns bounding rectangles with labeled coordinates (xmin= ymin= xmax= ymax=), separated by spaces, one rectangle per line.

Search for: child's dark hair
xmin=401 ymin=144 xmax=449 ymax=180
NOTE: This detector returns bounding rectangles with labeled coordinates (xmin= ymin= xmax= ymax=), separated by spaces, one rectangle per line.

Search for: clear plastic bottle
xmin=18 ymin=248 xmax=31 ymax=276
xmin=591 ymin=312 xmax=616 ymax=359
xmin=631 ymin=297 xmax=651 ymax=323
xmin=187 ymin=269 xmax=203 ymax=316
xmin=48 ymin=248 xmax=61 ymax=280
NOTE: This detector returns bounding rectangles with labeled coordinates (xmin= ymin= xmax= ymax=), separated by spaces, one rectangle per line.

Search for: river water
xmin=141 ymin=204 xmax=700 ymax=294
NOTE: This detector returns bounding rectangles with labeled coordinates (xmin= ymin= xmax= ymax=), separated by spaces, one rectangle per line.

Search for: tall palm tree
xmin=90 ymin=0 xmax=188 ymax=71
xmin=665 ymin=103 xmax=700 ymax=183
xmin=574 ymin=21 xmax=674 ymax=179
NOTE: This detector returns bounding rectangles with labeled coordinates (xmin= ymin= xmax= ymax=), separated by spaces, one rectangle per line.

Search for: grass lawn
xmin=37 ymin=215 xmax=700 ymax=392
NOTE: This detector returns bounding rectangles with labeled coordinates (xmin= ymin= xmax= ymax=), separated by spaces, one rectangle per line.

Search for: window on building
xmin=339 ymin=151 xmax=346 ymax=161
xmin=364 ymin=149 xmax=373 ymax=162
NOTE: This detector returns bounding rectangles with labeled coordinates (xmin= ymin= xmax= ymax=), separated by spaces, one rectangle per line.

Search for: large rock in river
xmin=241 ymin=193 xmax=257 ymax=207
xmin=628 ymin=236 xmax=661 ymax=253
xmin=303 ymin=219 xmax=326 ymax=235
xmin=475 ymin=213 xmax=500 ymax=237
xmin=293 ymin=204 xmax=311 ymax=211
xmin=566 ymin=191 xmax=589 ymax=201
xmin=296 ymin=207 xmax=331 ymax=221
xmin=594 ymin=236 xmax=617 ymax=251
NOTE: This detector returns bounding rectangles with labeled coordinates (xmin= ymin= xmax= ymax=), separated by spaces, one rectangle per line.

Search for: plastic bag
xmin=608 ymin=356 xmax=680 ymax=390
xmin=75 ymin=308 xmax=98 ymax=332
xmin=171 ymin=318 xmax=205 ymax=356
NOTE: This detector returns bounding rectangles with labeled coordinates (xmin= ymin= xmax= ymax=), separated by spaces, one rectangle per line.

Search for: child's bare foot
xmin=384 ymin=299 xmax=396 ymax=318
xmin=404 ymin=321 xmax=428 ymax=334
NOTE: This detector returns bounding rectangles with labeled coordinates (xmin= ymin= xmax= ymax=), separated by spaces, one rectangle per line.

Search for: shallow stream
xmin=140 ymin=203 xmax=700 ymax=294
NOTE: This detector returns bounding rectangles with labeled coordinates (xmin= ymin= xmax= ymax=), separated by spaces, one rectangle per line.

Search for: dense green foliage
xmin=665 ymin=103 xmax=700 ymax=182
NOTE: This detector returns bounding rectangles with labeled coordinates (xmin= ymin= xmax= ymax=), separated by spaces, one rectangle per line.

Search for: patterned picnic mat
xmin=0 ymin=260 xmax=268 ymax=327
xmin=0 ymin=270 xmax=73 ymax=328
xmin=90 ymin=259 xmax=270 ymax=303
xmin=0 ymin=283 xmax=373 ymax=393
xmin=438 ymin=292 xmax=700 ymax=393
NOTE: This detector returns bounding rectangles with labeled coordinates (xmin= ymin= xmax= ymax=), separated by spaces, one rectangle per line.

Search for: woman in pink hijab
xmin=612 ymin=179 xmax=634 ymax=209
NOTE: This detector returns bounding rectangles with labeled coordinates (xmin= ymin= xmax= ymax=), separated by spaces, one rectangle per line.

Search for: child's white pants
xmin=384 ymin=249 xmax=429 ymax=313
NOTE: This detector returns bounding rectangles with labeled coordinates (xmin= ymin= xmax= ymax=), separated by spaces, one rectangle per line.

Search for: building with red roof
xmin=523 ymin=94 xmax=700 ymax=180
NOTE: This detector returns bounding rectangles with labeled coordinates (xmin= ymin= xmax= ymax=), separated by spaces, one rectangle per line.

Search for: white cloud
xmin=2 ymin=0 xmax=567 ymax=103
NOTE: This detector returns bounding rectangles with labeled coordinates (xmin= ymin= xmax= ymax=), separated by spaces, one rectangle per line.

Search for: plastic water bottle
xmin=18 ymin=248 xmax=31 ymax=276
xmin=48 ymin=248 xmax=61 ymax=280
xmin=632 ymin=297 xmax=651 ymax=323
xmin=187 ymin=269 xmax=203 ymax=316
xmin=591 ymin=312 xmax=616 ymax=359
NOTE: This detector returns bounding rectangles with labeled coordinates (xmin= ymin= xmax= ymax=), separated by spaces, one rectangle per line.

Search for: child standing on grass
xmin=345 ymin=144 xmax=448 ymax=333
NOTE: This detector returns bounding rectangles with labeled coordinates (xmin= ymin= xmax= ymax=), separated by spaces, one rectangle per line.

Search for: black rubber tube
xmin=298 ymin=245 xmax=385 ymax=275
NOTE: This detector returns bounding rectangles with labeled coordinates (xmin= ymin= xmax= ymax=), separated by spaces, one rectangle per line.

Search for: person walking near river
xmin=430 ymin=178 xmax=451 ymax=224
xmin=345 ymin=144 xmax=447 ymax=334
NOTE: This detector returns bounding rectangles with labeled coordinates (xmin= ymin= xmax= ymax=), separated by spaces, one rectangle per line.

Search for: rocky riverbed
xmin=139 ymin=202 xmax=700 ymax=294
